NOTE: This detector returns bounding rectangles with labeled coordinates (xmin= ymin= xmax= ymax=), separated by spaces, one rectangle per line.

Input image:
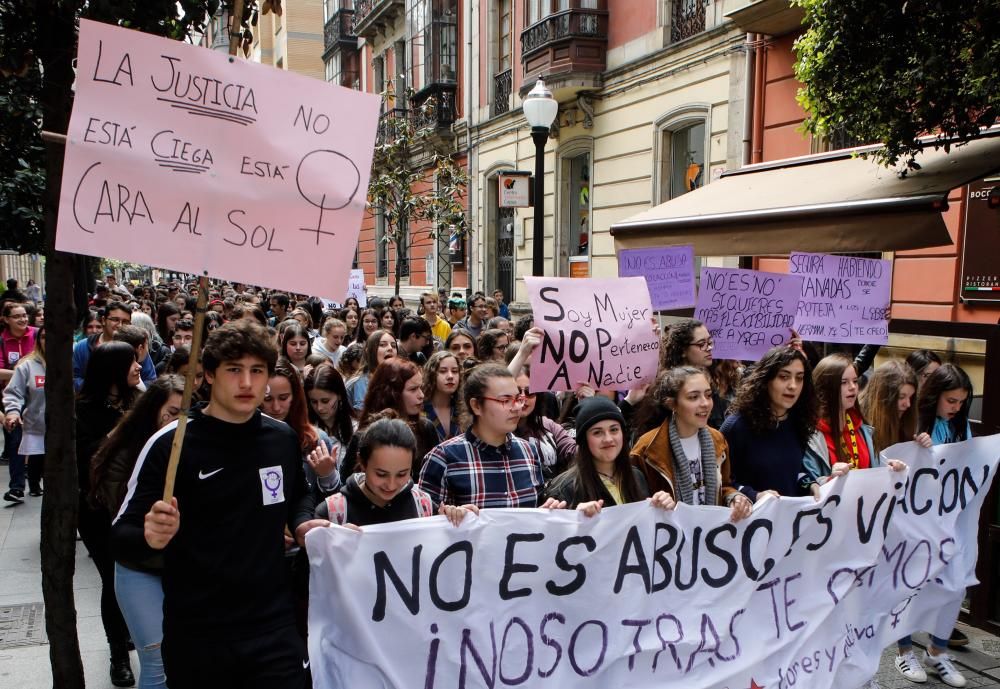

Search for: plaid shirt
xmin=418 ymin=430 xmax=544 ymax=508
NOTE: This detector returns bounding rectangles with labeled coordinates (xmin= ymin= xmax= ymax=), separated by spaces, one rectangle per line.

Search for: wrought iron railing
xmin=410 ymin=83 xmax=458 ymax=131
xmin=352 ymin=0 xmax=404 ymax=35
xmin=377 ymin=107 xmax=409 ymax=143
xmin=493 ymin=69 xmax=512 ymax=116
xmin=670 ymin=0 xmax=707 ymax=43
xmin=520 ymin=8 xmax=607 ymax=57
xmin=323 ymin=9 xmax=357 ymax=57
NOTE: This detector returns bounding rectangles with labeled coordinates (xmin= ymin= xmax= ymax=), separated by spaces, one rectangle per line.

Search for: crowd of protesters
xmin=0 ymin=273 xmax=982 ymax=689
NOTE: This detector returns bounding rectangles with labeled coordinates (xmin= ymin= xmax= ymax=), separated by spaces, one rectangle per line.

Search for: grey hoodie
xmin=2 ymin=357 xmax=46 ymax=435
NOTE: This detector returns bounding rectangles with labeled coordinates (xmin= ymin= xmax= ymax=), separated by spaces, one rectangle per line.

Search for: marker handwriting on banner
xmin=695 ymin=268 xmax=803 ymax=361
xmin=789 ymin=252 xmax=892 ymax=344
xmin=58 ymin=20 xmax=381 ymax=299
xmin=308 ymin=436 xmax=1000 ymax=689
xmin=617 ymin=245 xmax=696 ymax=311
xmin=525 ymin=277 xmax=659 ymax=392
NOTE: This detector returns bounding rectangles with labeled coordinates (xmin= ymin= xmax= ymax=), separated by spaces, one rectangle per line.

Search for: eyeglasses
xmin=481 ymin=395 xmax=527 ymax=410
xmin=516 ymin=387 xmax=537 ymax=399
xmin=690 ymin=338 xmax=714 ymax=351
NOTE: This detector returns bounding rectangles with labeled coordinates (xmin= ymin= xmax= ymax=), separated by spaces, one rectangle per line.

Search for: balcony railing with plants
xmin=410 ymin=82 xmax=458 ymax=131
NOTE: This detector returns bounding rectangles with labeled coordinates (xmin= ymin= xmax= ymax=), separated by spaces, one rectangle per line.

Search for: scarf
xmin=667 ymin=418 xmax=719 ymax=506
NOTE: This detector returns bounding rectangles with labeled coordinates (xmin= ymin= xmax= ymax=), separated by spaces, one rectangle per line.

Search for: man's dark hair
xmin=113 ymin=324 xmax=149 ymax=350
xmin=6 ymin=278 xmax=16 ymax=290
xmin=368 ymin=296 xmax=386 ymax=311
xmin=103 ymin=300 xmax=131 ymax=318
xmin=201 ymin=320 xmax=278 ymax=375
xmin=513 ymin=314 xmax=534 ymax=342
xmin=174 ymin=318 xmax=194 ymax=333
xmin=399 ymin=317 xmax=431 ymax=341
xmin=270 ymin=292 xmax=290 ymax=309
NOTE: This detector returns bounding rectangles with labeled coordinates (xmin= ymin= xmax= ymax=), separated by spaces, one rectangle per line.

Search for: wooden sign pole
xmin=162 ymin=2 xmax=246 ymax=501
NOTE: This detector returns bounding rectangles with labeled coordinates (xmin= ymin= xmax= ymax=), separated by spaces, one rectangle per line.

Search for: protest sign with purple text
xmin=695 ymin=267 xmax=803 ymax=361
xmin=308 ymin=434 xmax=1000 ymax=689
xmin=525 ymin=276 xmax=659 ymax=392
xmin=57 ymin=19 xmax=380 ymax=299
xmin=789 ymin=252 xmax=892 ymax=344
xmin=617 ymin=245 xmax=696 ymax=310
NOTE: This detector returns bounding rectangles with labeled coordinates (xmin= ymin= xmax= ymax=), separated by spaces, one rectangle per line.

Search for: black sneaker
xmin=3 ymin=490 xmax=24 ymax=504
xmin=29 ymin=486 xmax=43 ymax=497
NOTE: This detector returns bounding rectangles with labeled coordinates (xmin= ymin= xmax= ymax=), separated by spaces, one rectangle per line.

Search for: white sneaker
xmin=895 ymin=650 xmax=928 ymax=682
xmin=924 ymin=650 xmax=967 ymax=688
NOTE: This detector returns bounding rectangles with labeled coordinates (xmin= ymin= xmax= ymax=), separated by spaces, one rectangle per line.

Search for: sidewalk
xmin=3 ymin=489 xmax=1000 ymax=688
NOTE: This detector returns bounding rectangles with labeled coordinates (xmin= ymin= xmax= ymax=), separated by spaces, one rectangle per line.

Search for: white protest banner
xmin=524 ymin=276 xmax=659 ymax=392
xmin=57 ymin=19 xmax=380 ymax=299
xmin=789 ymin=252 xmax=893 ymax=344
xmin=307 ymin=434 xmax=1000 ymax=689
xmin=347 ymin=268 xmax=367 ymax=307
xmin=695 ymin=267 xmax=803 ymax=361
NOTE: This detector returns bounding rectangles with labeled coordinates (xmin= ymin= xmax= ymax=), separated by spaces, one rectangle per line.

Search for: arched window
xmin=653 ymin=104 xmax=710 ymax=204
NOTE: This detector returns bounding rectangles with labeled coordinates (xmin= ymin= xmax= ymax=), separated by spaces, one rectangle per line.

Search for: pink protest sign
xmin=789 ymin=252 xmax=892 ymax=344
xmin=694 ymin=267 xmax=803 ymax=361
xmin=57 ymin=19 xmax=381 ymax=298
xmin=525 ymin=277 xmax=660 ymax=392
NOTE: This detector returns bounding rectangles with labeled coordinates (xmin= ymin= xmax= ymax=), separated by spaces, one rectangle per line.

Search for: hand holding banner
xmin=789 ymin=252 xmax=892 ymax=344
xmin=695 ymin=267 xmax=803 ymax=361
xmin=525 ymin=276 xmax=659 ymax=392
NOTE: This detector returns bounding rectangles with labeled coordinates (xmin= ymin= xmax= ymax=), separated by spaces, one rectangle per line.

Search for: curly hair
xmin=660 ymin=318 xmax=705 ymax=369
xmin=728 ymin=346 xmax=817 ymax=448
xmin=201 ymin=319 xmax=277 ymax=375
xmin=859 ymin=360 xmax=918 ymax=454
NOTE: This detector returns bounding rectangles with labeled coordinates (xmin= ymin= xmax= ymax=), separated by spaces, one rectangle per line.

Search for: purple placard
xmin=789 ymin=252 xmax=892 ymax=344
xmin=695 ymin=267 xmax=804 ymax=361
xmin=617 ymin=245 xmax=696 ymax=310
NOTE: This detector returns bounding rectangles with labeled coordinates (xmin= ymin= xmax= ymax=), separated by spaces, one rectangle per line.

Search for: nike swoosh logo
xmin=198 ymin=468 xmax=224 ymax=480
xmin=302 ymin=660 xmax=310 ymax=669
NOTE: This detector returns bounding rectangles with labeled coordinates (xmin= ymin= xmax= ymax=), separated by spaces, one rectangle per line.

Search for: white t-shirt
xmin=678 ymin=434 xmax=705 ymax=506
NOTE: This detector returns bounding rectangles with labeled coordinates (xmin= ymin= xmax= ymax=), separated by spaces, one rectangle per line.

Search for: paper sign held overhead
xmin=695 ymin=267 xmax=803 ymax=361
xmin=525 ymin=276 xmax=659 ymax=392
xmin=56 ymin=19 xmax=381 ymax=299
xmin=346 ymin=269 xmax=367 ymax=307
xmin=617 ymin=244 xmax=696 ymax=310
xmin=789 ymin=252 xmax=892 ymax=344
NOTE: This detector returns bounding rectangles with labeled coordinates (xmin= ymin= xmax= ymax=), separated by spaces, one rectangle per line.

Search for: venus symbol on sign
xmin=295 ymin=149 xmax=361 ymax=245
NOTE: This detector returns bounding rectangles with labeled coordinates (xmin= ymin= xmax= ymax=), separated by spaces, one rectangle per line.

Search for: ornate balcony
xmin=352 ymin=0 xmax=405 ymax=40
xmin=323 ymin=8 xmax=358 ymax=59
xmin=493 ymin=69 xmax=513 ymax=116
xmin=519 ymin=5 xmax=608 ymax=99
xmin=377 ymin=107 xmax=409 ymax=144
xmin=671 ymin=0 xmax=707 ymax=43
xmin=411 ymin=82 xmax=458 ymax=132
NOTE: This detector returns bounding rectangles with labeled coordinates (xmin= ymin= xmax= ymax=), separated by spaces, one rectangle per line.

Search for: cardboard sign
xmin=346 ymin=268 xmax=367 ymax=307
xmin=617 ymin=245 xmax=696 ymax=310
xmin=525 ymin=276 xmax=659 ymax=392
xmin=789 ymin=252 xmax=892 ymax=344
xmin=56 ymin=19 xmax=380 ymax=299
xmin=308 ymin=435 xmax=1000 ymax=689
xmin=695 ymin=267 xmax=803 ymax=360
xmin=498 ymin=172 xmax=531 ymax=208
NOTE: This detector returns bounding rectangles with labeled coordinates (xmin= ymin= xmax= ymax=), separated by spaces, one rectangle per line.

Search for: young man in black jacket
xmin=113 ymin=320 xmax=324 ymax=689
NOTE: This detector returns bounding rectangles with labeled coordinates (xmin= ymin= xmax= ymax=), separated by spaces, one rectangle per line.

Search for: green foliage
xmin=367 ymin=86 xmax=468 ymax=290
xmin=793 ymin=0 xmax=1000 ymax=167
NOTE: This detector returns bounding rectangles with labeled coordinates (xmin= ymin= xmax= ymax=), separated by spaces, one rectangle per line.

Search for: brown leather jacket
xmin=629 ymin=420 xmax=737 ymax=506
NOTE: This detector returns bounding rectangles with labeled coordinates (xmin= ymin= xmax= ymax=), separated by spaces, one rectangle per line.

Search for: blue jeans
xmin=898 ymin=634 xmax=950 ymax=652
xmin=114 ymin=563 xmax=166 ymax=689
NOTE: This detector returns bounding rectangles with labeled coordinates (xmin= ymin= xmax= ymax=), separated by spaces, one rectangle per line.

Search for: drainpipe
xmin=742 ymin=33 xmax=755 ymax=166
xmin=751 ymin=33 xmax=766 ymax=164
xmin=465 ymin=0 xmax=475 ymax=298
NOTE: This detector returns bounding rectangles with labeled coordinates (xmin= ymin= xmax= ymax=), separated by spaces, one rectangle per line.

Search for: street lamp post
xmin=523 ymin=79 xmax=559 ymax=277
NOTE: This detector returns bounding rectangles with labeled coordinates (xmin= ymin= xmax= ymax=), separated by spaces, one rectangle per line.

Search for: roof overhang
xmin=724 ymin=0 xmax=804 ymax=36
xmin=611 ymin=131 xmax=1000 ymax=256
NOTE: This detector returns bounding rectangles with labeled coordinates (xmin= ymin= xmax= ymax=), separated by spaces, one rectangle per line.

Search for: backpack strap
xmin=411 ymin=486 xmax=434 ymax=518
xmin=323 ymin=493 xmax=348 ymax=526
